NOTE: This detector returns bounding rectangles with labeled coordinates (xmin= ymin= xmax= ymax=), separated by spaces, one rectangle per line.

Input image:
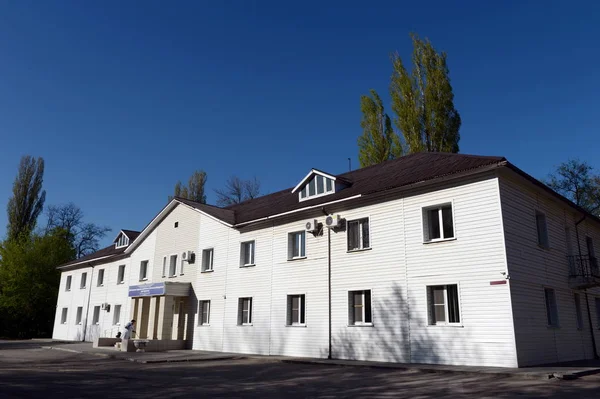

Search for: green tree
xmin=6 ymin=156 xmax=46 ymax=240
xmin=390 ymin=33 xmax=461 ymax=154
xmin=546 ymin=159 xmax=600 ymax=215
xmin=169 ymin=170 xmax=208 ymax=203
xmin=215 ymin=176 xmax=261 ymax=207
xmin=0 ymin=230 xmax=75 ymax=338
xmin=357 ymin=89 xmax=403 ymax=167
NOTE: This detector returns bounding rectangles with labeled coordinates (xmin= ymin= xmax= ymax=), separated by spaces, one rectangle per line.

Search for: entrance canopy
xmin=128 ymin=282 xmax=191 ymax=297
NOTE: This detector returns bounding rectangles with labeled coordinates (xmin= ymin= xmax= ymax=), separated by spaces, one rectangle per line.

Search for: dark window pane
xmin=447 ymin=285 xmax=460 ymax=323
xmin=433 ymin=287 xmax=445 ymax=304
xmin=365 ymin=291 xmax=372 ymax=323
xmin=362 ymin=220 xmax=370 ymax=248
xmin=428 ymin=209 xmax=441 ymax=240
xmin=308 ymin=178 xmax=316 ymax=196
xmin=442 ymin=206 xmax=454 ymax=238
xmin=326 ymin=178 xmax=333 ymax=192
xmin=316 ymin=175 xmax=324 ymax=194
xmin=300 ymin=295 xmax=305 ymax=324
xmin=348 ymin=222 xmax=358 ymax=250
xmin=434 ymin=304 xmax=446 ymax=323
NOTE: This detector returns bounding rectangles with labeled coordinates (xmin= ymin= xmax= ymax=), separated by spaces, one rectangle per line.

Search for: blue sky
xmin=1 ymin=1 xmax=599 ymax=247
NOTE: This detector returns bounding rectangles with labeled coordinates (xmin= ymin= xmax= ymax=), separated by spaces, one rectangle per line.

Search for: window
xmin=287 ymin=295 xmax=306 ymax=326
xmin=574 ymin=293 xmax=583 ymax=330
xmin=347 ymin=218 xmax=370 ymax=251
xmin=202 ymin=249 xmax=214 ymax=272
xmin=169 ymin=255 xmax=177 ymax=277
xmin=545 ymin=288 xmax=559 ymax=327
xmin=299 ymin=174 xmax=335 ymax=201
xmin=240 ymin=241 xmax=255 ymax=266
xmin=428 ymin=284 xmax=460 ymax=325
xmin=536 ymin=211 xmax=549 ymax=248
xmin=174 ymin=222 xmax=179 ymax=228
xmin=199 ymin=300 xmax=210 ymax=325
xmin=348 ymin=290 xmax=372 ymax=325
xmin=117 ymin=265 xmax=125 ymax=284
xmin=65 ymin=275 xmax=72 ymax=291
xmin=113 ymin=305 xmax=121 ymax=326
xmin=423 ymin=204 xmax=455 ymax=242
xmin=180 ymin=257 xmax=185 ymax=276
xmin=288 ymin=232 xmax=306 ymax=259
xmin=116 ymin=234 xmax=129 ymax=248
xmin=61 ymin=308 xmax=68 ymax=324
xmin=162 ymin=256 xmax=167 ymax=277
xmin=139 ymin=261 xmax=148 ymax=281
xmin=80 ymin=273 xmax=87 ymax=289
xmin=595 ymin=298 xmax=600 ymax=329
xmin=75 ymin=307 xmax=83 ymax=325
xmin=92 ymin=306 xmax=100 ymax=325
xmin=238 ymin=298 xmax=252 ymax=325
xmin=97 ymin=269 xmax=104 ymax=287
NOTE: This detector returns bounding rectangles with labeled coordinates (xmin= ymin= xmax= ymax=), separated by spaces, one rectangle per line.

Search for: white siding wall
xmin=52 ymin=266 xmax=92 ymax=341
xmin=500 ymin=171 xmax=600 ymax=366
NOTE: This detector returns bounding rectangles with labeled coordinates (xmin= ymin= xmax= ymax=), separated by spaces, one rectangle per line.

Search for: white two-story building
xmin=52 ymin=152 xmax=600 ymax=367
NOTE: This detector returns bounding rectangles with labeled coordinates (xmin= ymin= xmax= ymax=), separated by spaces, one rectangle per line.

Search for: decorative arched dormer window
xmin=292 ymin=169 xmax=346 ymax=202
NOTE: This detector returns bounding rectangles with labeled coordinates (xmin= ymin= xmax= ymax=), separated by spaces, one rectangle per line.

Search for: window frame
xmin=238 ymin=297 xmax=253 ymax=326
xmin=65 ymin=275 xmax=72 ymax=291
xmin=162 ymin=256 xmax=167 ymax=278
xmin=198 ymin=300 xmax=211 ymax=326
xmin=544 ymin=287 xmax=560 ymax=327
xmin=348 ymin=290 xmax=373 ymax=326
xmin=536 ymin=210 xmax=550 ymax=249
xmin=139 ymin=260 xmax=149 ymax=281
xmin=288 ymin=231 xmax=306 ymax=260
xmin=75 ymin=306 xmax=83 ymax=325
xmin=240 ymin=241 xmax=256 ymax=267
xmin=169 ymin=254 xmax=178 ymax=277
xmin=115 ymin=234 xmax=129 ymax=249
xmin=61 ymin=308 xmax=68 ymax=324
xmin=117 ymin=265 xmax=126 ymax=284
xmin=202 ymin=248 xmax=214 ymax=272
xmin=422 ymin=202 xmax=456 ymax=243
xmin=286 ymin=294 xmax=306 ymax=326
xmin=97 ymin=269 xmax=105 ymax=287
xmin=92 ymin=305 xmax=101 ymax=325
xmin=80 ymin=272 xmax=87 ymax=289
xmin=298 ymin=174 xmax=335 ymax=202
xmin=113 ymin=304 xmax=121 ymax=326
xmin=427 ymin=284 xmax=462 ymax=326
xmin=346 ymin=217 xmax=371 ymax=252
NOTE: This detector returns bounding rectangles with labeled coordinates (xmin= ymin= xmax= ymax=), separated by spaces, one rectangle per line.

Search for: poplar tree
xmin=357 ymin=90 xmax=403 ymax=167
xmin=390 ymin=33 xmax=461 ymax=153
xmin=6 ymin=156 xmax=46 ymax=241
xmin=170 ymin=170 xmax=208 ymax=203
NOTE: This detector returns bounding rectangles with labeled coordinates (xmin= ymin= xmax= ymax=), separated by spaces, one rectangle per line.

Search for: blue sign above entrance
xmin=129 ymin=282 xmax=166 ymax=297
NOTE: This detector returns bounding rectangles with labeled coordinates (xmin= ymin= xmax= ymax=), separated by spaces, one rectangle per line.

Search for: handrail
xmin=568 ymin=255 xmax=600 ymax=278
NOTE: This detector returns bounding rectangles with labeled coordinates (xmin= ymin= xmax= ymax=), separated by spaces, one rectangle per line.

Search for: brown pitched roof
xmin=58 ymin=244 xmax=127 ymax=269
xmin=121 ymin=229 xmax=141 ymax=241
xmin=175 ymin=197 xmax=236 ymax=225
xmin=224 ymin=152 xmax=506 ymax=224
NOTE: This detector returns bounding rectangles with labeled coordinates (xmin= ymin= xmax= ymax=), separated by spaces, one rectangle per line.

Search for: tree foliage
xmin=357 ymin=89 xmax=403 ymax=167
xmin=6 ymin=156 xmax=46 ymax=241
xmin=170 ymin=170 xmax=208 ymax=203
xmin=0 ymin=230 xmax=75 ymax=338
xmin=215 ymin=176 xmax=261 ymax=207
xmin=390 ymin=33 xmax=461 ymax=154
xmin=46 ymin=203 xmax=111 ymax=258
xmin=546 ymin=159 xmax=600 ymax=215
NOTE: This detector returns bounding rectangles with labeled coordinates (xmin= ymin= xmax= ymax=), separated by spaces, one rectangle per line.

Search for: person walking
xmin=123 ymin=319 xmax=136 ymax=339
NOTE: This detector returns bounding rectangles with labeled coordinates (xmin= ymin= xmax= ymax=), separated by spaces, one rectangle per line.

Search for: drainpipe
xmin=81 ymin=264 xmax=95 ymax=342
xmin=575 ymin=215 xmax=599 ymax=359
xmin=321 ymin=207 xmax=333 ymax=360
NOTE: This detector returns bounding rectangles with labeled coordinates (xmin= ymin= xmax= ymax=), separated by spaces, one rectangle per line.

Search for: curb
xmin=279 ymin=359 xmax=572 ymax=381
xmin=42 ymin=346 xmax=117 ymax=359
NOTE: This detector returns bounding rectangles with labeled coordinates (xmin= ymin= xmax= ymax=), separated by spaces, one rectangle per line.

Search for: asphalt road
xmin=2 ymin=341 xmax=600 ymax=398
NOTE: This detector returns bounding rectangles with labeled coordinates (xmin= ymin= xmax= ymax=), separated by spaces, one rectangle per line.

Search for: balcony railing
xmin=568 ymin=255 xmax=600 ymax=288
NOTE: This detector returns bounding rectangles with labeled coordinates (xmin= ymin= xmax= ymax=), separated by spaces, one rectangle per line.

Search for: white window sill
xmin=80 ymin=287 xmax=86 ymax=290
xmin=168 ymin=275 xmax=177 ymax=278
xmin=61 ymin=322 xmax=67 ymax=325
xmin=286 ymin=324 xmax=307 ymax=328
xmin=428 ymin=323 xmax=463 ymax=328
xmin=114 ymin=323 xmax=120 ymax=326
xmin=77 ymin=322 xmax=82 ymax=325
xmin=240 ymin=264 xmax=256 ymax=268
xmin=347 ymin=247 xmax=372 ymax=254
xmin=97 ymin=284 xmax=104 ymax=287
xmin=117 ymin=282 xmax=124 ymax=285
xmin=287 ymin=256 xmax=307 ymax=262
xmin=348 ymin=323 xmax=373 ymax=327
xmin=66 ymin=289 xmax=71 ymax=292
xmin=201 ymin=269 xmax=214 ymax=273
xmin=180 ymin=274 xmax=185 ymax=276
xmin=239 ymin=323 xmax=253 ymax=326
xmin=423 ymin=237 xmax=457 ymax=244
xmin=139 ymin=278 xmax=148 ymax=281
xmin=198 ymin=324 xmax=210 ymax=327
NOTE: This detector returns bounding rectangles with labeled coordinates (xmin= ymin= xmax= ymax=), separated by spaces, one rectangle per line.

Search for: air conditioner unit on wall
xmin=325 ymin=214 xmax=342 ymax=228
xmin=182 ymin=251 xmax=195 ymax=263
xmin=305 ymin=219 xmax=319 ymax=232
xmin=182 ymin=251 xmax=188 ymax=261
xmin=101 ymin=303 xmax=110 ymax=311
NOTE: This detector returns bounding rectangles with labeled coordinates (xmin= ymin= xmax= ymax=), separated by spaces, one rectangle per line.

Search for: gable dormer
xmin=292 ymin=169 xmax=349 ymax=202
xmin=114 ymin=230 xmax=131 ymax=249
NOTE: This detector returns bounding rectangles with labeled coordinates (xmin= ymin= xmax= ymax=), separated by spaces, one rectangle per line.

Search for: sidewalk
xmin=42 ymin=342 xmax=600 ymax=380
xmin=42 ymin=342 xmax=242 ymax=364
